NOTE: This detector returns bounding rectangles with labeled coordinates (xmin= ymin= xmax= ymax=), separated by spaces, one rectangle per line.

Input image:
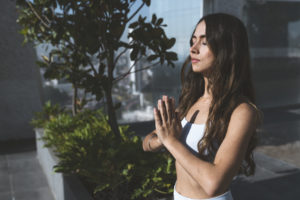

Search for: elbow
xmin=142 ymin=145 xmax=148 ymax=152
xmin=142 ymin=139 xmax=149 ymax=152
xmin=201 ymin=177 xmax=224 ymax=197
xmin=205 ymin=184 xmax=220 ymax=198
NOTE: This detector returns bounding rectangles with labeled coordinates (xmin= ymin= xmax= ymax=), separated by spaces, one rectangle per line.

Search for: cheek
xmin=204 ymin=51 xmax=214 ymax=63
xmin=202 ymin=48 xmax=212 ymax=56
xmin=208 ymin=54 xmax=214 ymax=63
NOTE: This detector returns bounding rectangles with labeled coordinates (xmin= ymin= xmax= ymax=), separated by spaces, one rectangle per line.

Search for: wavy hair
xmin=177 ymin=13 xmax=263 ymax=176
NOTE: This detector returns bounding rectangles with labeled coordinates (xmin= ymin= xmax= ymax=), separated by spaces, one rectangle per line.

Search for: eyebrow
xmin=192 ymin=34 xmax=206 ymax=39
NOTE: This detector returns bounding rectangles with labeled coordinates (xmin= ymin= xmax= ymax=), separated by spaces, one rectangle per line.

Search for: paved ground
xmin=0 ymin=150 xmax=54 ymax=200
xmin=256 ymin=140 xmax=300 ymax=167
xmin=255 ymin=106 xmax=300 ymax=168
xmin=231 ymin=151 xmax=300 ymax=200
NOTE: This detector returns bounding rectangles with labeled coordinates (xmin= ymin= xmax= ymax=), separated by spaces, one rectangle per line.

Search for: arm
xmin=155 ymin=97 xmax=257 ymax=197
xmin=142 ymin=130 xmax=164 ymax=152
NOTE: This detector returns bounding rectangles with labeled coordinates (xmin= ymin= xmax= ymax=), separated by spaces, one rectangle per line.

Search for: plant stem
xmin=72 ymin=84 xmax=78 ymax=116
xmin=104 ymin=85 xmax=121 ymax=142
xmin=106 ymin=48 xmax=122 ymax=142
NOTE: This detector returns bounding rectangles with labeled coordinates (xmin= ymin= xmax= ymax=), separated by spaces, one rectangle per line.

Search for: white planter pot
xmin=35 ymin=128 xmax=94 ymax=200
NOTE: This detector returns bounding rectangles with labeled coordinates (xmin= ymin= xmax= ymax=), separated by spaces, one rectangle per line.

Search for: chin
xmin=192 ymin=67 xmax=213 ymax=77
xmin=192 ymin=65 xmax=204 ymax=73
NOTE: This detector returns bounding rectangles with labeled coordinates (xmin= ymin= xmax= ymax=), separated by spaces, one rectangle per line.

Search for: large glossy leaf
xmin=130 ymin=47 xmax=139 ymax=60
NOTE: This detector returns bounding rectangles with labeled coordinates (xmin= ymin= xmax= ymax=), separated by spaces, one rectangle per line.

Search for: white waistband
xmin=173 ymin=185 xmax=233 ymax=200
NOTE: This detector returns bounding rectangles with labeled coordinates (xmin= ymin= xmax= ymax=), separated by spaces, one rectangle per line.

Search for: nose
xmin=190 ymin=41 xmax=200 ymax=54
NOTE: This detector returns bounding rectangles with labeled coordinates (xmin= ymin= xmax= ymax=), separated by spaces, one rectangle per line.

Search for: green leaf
xmin=129 ymin=22 xmax=139 ymax=29
xmin=157 ymin=18 xmax=163 ymax=26
xmin=19 ymin=27 xmax=28 ymax=35
xmin=42 ymin=55 xmax=50 ymax=63
xmin=167 ymin=38 xmax=176 ymax=49
xmin=151 ymin=14 xmax=157 ymax=24
xmin=166 ymin=52 xmax=178 ymax=61
xmin=143 ymin=0 xmax=151 ymax=6
xmin=94 ymin=183 xmax=110 ymax=194
xmin=130 ymin=48 xmax=139 ymax=60
xmin=147 ymin=54 xmax=158 ymax=61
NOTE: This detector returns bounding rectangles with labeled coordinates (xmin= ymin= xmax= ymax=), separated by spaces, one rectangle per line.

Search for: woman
xmin=142 ymin=13 xmax=263 ymax=200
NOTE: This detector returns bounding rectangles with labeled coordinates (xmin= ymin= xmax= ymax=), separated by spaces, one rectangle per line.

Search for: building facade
xmin=0 ymin=0 xmax=43 ymax=140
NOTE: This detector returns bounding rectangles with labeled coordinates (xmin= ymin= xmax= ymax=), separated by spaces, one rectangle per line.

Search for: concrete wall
xmin=0 ymin=0 xmax=43 ymax=140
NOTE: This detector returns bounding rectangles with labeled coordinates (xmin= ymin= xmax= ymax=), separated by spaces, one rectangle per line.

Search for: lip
xmin=191 ymin=58 xmax=200 ymax=63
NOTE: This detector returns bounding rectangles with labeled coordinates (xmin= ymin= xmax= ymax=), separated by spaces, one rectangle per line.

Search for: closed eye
xmin=192 ymin=35 xmax=207 ymax=46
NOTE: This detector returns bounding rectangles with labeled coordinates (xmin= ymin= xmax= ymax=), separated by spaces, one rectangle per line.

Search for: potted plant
xmin=32 ymin=103 xmax=175 ymax=199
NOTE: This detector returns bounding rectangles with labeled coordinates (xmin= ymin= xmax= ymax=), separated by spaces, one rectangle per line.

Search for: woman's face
xmin=190 ymin=20 xmax=215 ymax=74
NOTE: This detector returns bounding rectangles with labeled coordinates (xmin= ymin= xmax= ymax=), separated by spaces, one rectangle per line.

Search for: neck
xmin=202 ymin=75 xmax=212 ymax=100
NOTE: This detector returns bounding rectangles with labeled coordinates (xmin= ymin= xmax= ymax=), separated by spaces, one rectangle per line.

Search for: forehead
xmin=194 ymin=20 xmax=206 ymax=37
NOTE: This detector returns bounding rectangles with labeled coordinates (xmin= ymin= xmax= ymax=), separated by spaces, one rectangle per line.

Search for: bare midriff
xmin=175 ymin=160 xmax=209 ymax=199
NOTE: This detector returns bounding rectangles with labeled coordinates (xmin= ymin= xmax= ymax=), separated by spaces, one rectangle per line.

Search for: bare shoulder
xmin=232 ymin=97 xmax=262 ymax=125
xmin=232 ymin=102 xmax=257 ymax=119
xmin=228 ymin=101 xmax=260 ymax=138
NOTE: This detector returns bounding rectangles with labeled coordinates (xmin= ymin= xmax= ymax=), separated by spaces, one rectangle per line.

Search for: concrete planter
xmin=35 ymin=128 xmax=94 ymax=200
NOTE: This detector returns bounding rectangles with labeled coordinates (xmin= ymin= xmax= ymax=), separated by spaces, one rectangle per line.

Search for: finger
xmin=159 ymin=99 xmax=167 ymax=125
xmin=171 ymin=97 xmax=176 ymax=119
xmin=169 ymin=96 xmax=174 ymax=120
xmin=157 ymin=99 xmax=161 ymax=111
xmin=163 ymin=96 xmax=172 ymax=121
xmin=154 ymin=107 xmax=162 ymax=127
xmin=157 ymin=99 xmax=162 ymax=120
xmin=175 ymin=111 xmax=181 ymax=123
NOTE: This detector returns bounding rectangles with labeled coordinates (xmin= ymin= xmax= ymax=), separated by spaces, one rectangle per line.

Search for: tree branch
xmin=113 ymin=61 xmax=159 ymax=84
xmin=26 ymin=1 xmax=50 ymax=28
xmin=51 ymin=6 xmax=55 ymax=18
xmin=126 ymin=2 xmax=145 ymax=23
xmin=113 ymin=56 xmax=141 ymax=82
xmin=88 ymin=60 xmax=98 ymax=76
xmin=44 ymin=14 xmax=51 ymax=24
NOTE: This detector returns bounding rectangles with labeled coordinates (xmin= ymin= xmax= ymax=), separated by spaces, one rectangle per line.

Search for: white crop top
xmin=180 ymin=117 xmax=206 ymax=155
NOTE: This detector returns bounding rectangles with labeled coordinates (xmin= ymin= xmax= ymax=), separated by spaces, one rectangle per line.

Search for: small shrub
xmin=37 ymin=104 xmax=175 ymax=200
xmin=30 ymin=101 xmax=66 ymax=128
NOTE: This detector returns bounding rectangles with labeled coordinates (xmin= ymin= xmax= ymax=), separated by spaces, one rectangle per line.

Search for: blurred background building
xmin=0 ymin=0 xmax=42 ymax=141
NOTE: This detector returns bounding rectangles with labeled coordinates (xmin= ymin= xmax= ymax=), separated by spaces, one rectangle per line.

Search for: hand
xmin=154 ymin=96 xmax=182 ymax=144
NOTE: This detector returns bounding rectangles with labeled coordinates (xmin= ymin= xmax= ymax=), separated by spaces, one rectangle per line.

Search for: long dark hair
xmin=177 ymin=13 xmax=263 ymax=176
